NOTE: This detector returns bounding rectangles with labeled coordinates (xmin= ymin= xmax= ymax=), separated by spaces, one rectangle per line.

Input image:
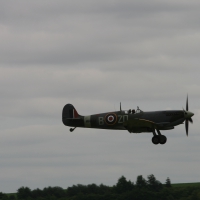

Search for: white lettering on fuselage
xmin=98 ymin=115 xmax=128 ymax=125
xmin=118 ymin=115 xmax=123 ymax=123
xmin=123 ymin=115 xmax=128 ymax=122
xmin=99 ymin=117 xmax=104 ymax=125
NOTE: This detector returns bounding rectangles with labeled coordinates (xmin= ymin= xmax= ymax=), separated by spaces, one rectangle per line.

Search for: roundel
xmin=105 ymin=113 xmax=118 ymax=125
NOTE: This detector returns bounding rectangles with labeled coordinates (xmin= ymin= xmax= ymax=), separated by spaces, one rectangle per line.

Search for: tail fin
xmin=62 ymin=104 xmax=81 ymax=126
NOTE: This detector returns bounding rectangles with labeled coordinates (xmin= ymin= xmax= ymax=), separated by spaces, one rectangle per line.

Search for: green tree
xmin=165 ymin=177 xmax=171 ymax=188
xmin=99 ymin=184 xmax=111 ymax=195
xmin=136 ymin=175 xmax=147 ymax=189
xmin=31 ymin=188 xmax=42 ymax=198
xmin=42 ymin=187 xmax=65 ymax=198
xmin=17 ymin=187 xmax=32 ymax=199
xmin=67 ymin=184 xmax=88 ymax=197
xmin=87 ymin=184 xmax=98 ymax=194
xmin=0 ymin=192 xmax=6 ymax=199
xmin=8 ymin=195 xmax=16 ymax=200
xmin=114 ymin=176 xmax=134 ymax=193
xmin=147 ymin=174 xmax=162 ymax=191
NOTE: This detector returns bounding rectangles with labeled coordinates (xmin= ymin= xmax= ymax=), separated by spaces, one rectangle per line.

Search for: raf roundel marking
xmin=105 ymin=113 xmax=118 ymax=125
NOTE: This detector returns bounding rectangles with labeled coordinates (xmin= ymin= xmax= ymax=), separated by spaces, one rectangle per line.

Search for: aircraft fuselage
xmin=63 ymin=109 xmax=185 ymax=133
xmin=62 ymin=101 xmax=194 ymax=145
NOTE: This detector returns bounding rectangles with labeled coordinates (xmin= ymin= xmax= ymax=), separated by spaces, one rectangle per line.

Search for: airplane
xmin=62 ymin=96 xmax=194 ymax=145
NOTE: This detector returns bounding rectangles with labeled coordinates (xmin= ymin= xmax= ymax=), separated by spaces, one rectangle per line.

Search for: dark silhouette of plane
xmin=62 ymin=96 xmax=194 ymax=145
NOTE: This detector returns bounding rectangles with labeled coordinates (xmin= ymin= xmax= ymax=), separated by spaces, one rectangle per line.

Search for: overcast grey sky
xmin=0 ymin=0 xmax=200 ymax=193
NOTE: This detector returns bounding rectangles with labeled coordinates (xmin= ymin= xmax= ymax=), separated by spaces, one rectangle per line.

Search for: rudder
xmin=62 ymin=104 xmax=81 ymax=126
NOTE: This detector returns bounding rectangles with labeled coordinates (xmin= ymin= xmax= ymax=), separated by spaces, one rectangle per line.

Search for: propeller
xmin=184 ymin=95 xmax=194 ymax=136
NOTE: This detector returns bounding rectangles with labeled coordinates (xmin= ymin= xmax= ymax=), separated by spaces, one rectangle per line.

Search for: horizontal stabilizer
xmin=63 ymin=118 xmax=84 ymax=127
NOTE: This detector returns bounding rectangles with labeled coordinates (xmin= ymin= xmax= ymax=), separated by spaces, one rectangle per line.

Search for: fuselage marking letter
xmin=99 ymin=117 xmax=104 ymax=125
xmin=123 ymin=115 xmax=128 ymax=122
xmin=118 ymin=115 xmax=123 ymax=123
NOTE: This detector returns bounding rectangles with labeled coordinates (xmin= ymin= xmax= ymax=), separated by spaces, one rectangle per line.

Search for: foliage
xmin=113 ymin=176 xmax=134 ymax=193
xmin=165 ymin=177 xmax=172 ymax=188
xmin=17 ymin=187 xmax=31 ymax=199
xmin=136 ymin=175 xmax=147 ymax=189
xmin=147 ymin=174 xmax=163 ymax=191
xmin=1 ymin=175 xmax=200 ymax=200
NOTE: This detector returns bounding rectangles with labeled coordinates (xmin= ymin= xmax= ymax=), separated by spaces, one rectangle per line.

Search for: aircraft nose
xmin=190 ymin=112 xmax=194 ymax=117
xmin=186 ymin=111 xmax=194 ymax=118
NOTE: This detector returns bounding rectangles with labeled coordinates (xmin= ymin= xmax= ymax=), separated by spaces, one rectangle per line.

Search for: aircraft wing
xmin=123 ymin=119 xmax=168 ymax=132
xmin=124 ymin=119 xmax=157 ymax=128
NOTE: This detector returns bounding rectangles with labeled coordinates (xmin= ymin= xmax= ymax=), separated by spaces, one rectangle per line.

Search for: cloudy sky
xmin=0 ymin=0 xmax=200 ymax=193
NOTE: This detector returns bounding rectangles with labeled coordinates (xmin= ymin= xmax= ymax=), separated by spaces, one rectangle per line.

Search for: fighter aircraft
xmin=62 ymin=96 xmax=194 ymax=145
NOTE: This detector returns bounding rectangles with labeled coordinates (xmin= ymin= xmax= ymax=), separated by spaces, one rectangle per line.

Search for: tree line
xmin=1 ymin=174 xmax=200 ymax=200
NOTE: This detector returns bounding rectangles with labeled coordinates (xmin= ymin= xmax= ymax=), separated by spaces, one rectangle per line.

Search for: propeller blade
xmin=184 ymin=95 xmax=194 ymax=136
xmin=186 ymin=95 xmax=188 ymax=111
xmin=185 ymin=120 xmax=189 ymax=136
xmin=188 ymin=118 xmax=193 ymax=124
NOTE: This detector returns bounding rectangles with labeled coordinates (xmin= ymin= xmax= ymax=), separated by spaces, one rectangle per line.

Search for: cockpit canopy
xmin=124 ymin=106 xmax=143 ymax=114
